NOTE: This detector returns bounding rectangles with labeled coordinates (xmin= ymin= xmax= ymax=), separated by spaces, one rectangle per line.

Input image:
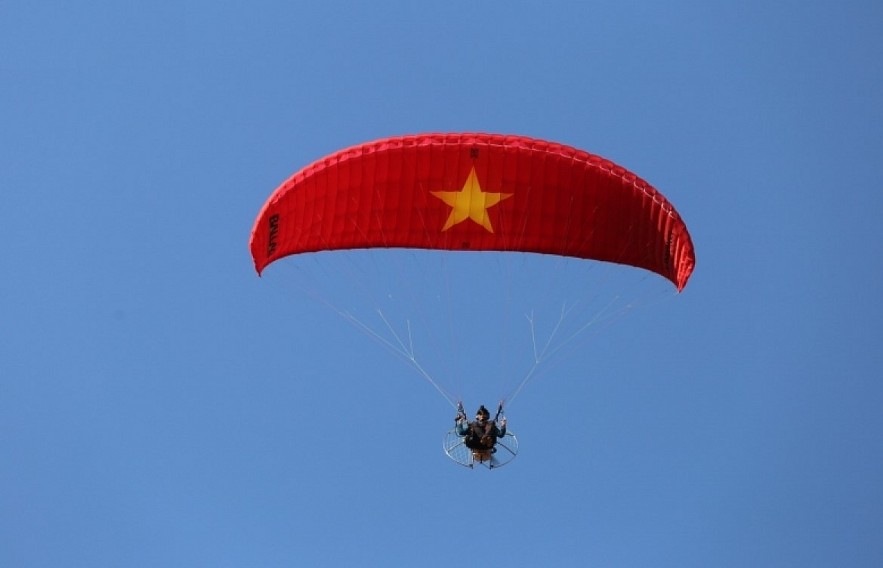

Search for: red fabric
xmin=250 ymin=133 xmax=695 ymax=290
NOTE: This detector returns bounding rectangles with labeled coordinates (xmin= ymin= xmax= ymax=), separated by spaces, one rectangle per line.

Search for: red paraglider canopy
xmin=250 ymin=133 xmax=695 ymax=290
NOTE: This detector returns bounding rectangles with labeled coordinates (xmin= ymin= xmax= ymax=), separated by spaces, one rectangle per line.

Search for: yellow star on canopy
xmin=430 ymin=167 xmax=513 ymax=232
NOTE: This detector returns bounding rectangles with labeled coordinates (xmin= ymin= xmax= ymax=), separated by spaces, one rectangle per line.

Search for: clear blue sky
xmin=3 ymin=1 xmax=882 ymax=566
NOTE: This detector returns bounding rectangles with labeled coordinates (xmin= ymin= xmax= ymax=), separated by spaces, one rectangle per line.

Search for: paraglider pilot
xmin=456 ymin=404 xmax=507 ymax=451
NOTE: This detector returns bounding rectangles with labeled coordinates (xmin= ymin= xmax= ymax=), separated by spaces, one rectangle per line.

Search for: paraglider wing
xmin=250 ymin=133 xmax=695 ymax=290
